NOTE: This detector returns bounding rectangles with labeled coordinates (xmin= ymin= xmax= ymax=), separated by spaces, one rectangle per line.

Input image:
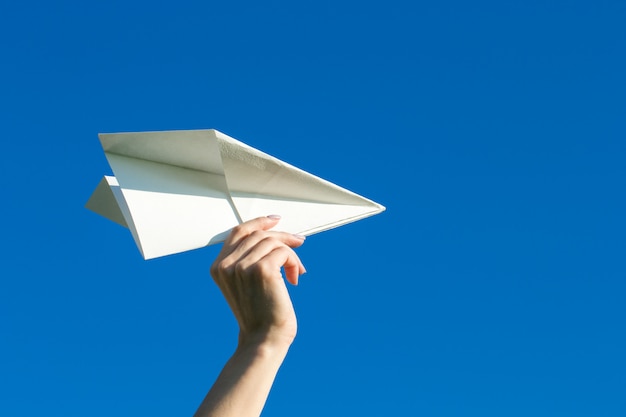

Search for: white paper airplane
xmin=86 ymin=129 xmax=385 ymax=260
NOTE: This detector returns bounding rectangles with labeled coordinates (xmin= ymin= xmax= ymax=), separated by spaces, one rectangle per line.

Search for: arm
xmin=193 ymin=215 xmax=306 ymax=417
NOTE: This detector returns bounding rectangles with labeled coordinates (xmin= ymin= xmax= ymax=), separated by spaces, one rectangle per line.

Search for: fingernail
xmin=293 ymin=234 xmax=306 ymax=240
xmin=267 ymin=214 xmax=281 ymax=220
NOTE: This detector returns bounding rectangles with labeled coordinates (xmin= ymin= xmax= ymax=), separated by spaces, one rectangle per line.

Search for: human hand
xmin=210 ymin=215 xmax=306 ymax=348
xmin=195 ymin=216 xmax=307 ymax=417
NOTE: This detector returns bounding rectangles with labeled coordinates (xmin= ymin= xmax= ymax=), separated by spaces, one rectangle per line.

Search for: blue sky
xmin=1 ymin=1 xmax=625 ymax=416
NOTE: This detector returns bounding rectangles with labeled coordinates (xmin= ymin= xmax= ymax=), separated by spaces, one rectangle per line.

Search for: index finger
xmin=222 ymin=215 xmax=283 ymax=253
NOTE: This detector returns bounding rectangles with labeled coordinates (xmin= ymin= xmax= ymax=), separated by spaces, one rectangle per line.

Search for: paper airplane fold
xmin=86 ymin=129 xmax=385 ymax=260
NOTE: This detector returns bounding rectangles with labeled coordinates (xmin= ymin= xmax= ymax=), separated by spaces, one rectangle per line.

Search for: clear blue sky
xmin=1 ymin=1 xmax=625 ymax=416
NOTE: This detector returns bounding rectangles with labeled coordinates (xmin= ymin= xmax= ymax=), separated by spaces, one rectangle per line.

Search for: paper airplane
xmin=86 ymin=129 xmax=385 ymax=260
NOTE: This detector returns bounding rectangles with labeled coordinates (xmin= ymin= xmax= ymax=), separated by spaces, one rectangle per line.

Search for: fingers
xmin=229 ymin=229 xmax=305 ymax=263
xmin=222 ymin=215 xmax=283 ymax=253
xmin=255 ymin=246 xmax=304 ymax=286
xmin=212 ymin=215 xmax=307 ymax=285
xmin=234 ymin=237 xmax=306 ymax=284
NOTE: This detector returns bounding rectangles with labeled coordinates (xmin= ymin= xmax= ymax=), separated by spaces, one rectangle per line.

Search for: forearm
xmin=193 ymin=337 xmax=292 ymax=417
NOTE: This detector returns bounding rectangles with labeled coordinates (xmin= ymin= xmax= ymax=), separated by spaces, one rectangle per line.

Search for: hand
xmin=195 ymin=216 xmax=307 ymax=417
xmin=210 ymin=215 xmax=306 ymax=347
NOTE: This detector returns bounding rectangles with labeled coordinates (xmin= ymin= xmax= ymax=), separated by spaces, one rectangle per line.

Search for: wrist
xmin=237 ymin=330 xmax=294 ymax=357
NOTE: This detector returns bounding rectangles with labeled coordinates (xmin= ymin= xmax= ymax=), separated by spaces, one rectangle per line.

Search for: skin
xmin=193 ymin=215 xmax=306 ymax=417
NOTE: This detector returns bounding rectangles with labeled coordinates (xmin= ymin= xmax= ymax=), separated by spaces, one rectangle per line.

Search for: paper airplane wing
xmin=86 ymin=129 xmax=385 ymax=260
